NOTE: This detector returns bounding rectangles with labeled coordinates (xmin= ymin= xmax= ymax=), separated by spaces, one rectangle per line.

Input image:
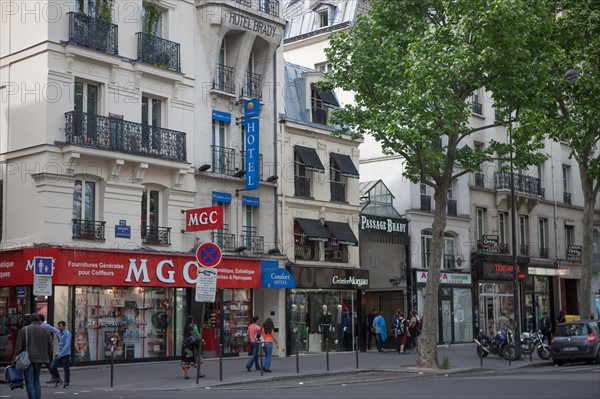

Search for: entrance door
xmin=440 ymin=299 xmax=453 ymax=343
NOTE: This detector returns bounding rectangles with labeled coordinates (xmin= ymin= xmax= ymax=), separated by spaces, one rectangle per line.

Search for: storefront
xmin=0 ymin=247 xmax=267 ymax=365
xmin=414 ymin=271 xmax=473 ymax=343
xmin=285 ymin=265 xmax=368 ymax=355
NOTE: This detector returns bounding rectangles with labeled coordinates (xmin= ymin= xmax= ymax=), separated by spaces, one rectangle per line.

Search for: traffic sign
xmin=196 ymin=243 xmax=222 ymax=267
xmin=195 ymin=268 xmax=217 ymax=303
xmin=33 ymin=275 xmax=53 ymax=296
xmin=33 ymin=257 xmax=54 ymax=277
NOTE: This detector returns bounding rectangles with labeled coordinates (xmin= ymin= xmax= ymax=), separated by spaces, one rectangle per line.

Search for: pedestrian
xmin=557 ymin=310 xmax=566 ymax=325
xmin=366 ymin=308 xmax=377 ymax=350
xmin=539 ymin=312 xmax=553 ymax=344
xmin=497 ymin=313 xmax=510 ymax=333
xmin=43 ymin=320 xmax=72 ymax=388
xmin=261 ymin=317 xmax=279 ymax=372
xmin=407 ymin=309 xmax=419 ymax=352
xmin=37 ymin=315 xmax=55 ymax=383
xmin=180 ymin=315 xmax=201 ymax=379
xmin=12 ymin=312 xmax=53 ymax=399
xmin=395 ymin=311 xmax=408 ymax=354
xmin=373 ymin=310 xmax=386 ymax=353
xmin=245 ymin=316 xmax=262 ymax=372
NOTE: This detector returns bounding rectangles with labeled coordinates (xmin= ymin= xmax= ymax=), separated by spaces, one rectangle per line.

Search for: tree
xmin=323 ymin=0 xmax=555 ymax=368
xmin=521 ymin=0 xmax=600 ymax=320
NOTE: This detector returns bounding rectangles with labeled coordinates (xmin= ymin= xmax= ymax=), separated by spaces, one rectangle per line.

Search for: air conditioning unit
xmin=332 ymin=250 xmax=342 ymax=260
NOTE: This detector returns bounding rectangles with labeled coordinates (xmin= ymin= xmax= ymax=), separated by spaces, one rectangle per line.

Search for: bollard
xmin=219 ymin=343 xmax=223 ymax=382
xmin=259 ymin=342 xmax=265 ymax=376
xmin=110 ymin=338 xmax=115 ymax=388
xmin=326 ymin=337 xmax=330 ymax=371
xmin=296 ymin=335 xmax=300 ymax=374
xmin=480 ymin=350 xmax=483 ymax=368
xmin=355 ymin=336 xmax=359 ymax=369
xmin=530 ymin=348 xmax=532 ymax=362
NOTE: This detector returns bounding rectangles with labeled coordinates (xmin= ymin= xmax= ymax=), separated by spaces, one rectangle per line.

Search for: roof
xmin=360 ymin=179 xmax=402 ymax=218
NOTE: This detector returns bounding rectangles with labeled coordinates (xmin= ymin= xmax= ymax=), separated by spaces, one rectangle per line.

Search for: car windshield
xmin=556 ymin=323 xmax=588 ymax=337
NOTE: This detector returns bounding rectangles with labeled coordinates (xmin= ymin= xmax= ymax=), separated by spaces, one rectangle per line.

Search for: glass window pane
xmin=152 ymin=99 xmax=161 ymax=127
xmin=149 ymin=190 xmax=159 ymax=226
xmin=87 ymin=84 xmax=98 ymax=115
xmin=74 ymin=82 xmax=83 ymax=113
xmin=73 ymin=180 xmax=82 ymax=219
xmin=141 ymin=97 xmax=149 ymax=125
xmin=84 ymin=181 xmax=95 ymax=221
xmin=453 ymin=288 xmax=472 ymax=342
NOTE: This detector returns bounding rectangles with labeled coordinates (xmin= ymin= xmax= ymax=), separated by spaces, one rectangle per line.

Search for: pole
xmin=196 ymin=302 xmax=206 ymax=384
xmin=509 ymin=127 xmax=522 ymax=360
xmin=219 ymin=343 xmax=223 ymax=381
xmin=110 ymin=338 xmax=115 ymax=388
xmin=295 ymin=328 xmax=299 ymax=374
xmin=326 ymin=336 xmax=330 ymax=371
xmin=355 ymin=336 xmax=359 ymax=369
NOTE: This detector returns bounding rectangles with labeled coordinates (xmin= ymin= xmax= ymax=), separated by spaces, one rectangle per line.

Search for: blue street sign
xmin=212 ymin=191 xmax=232 ymax=203
xmin=33 ymin=257 xmax=54 ymax=277
xmin=245 ymin=118 xmax=259 ymax=190
xmin=115 ymin=225 xmax=131 ymax=239
xmin=212 ymin=110 xmax=231 ymax=123
xmin=242 ymin=196 xmax=260 ymax=207
xmin=16 ymin=287 xmax=26 ymax=299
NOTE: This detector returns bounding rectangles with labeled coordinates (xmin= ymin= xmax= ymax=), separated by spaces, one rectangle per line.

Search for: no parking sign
xmin=195 ymin=243 xmax=222 ymax=267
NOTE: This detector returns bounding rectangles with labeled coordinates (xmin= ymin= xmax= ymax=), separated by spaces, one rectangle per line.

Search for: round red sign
xmin=196 ymin=243 xmax=222 ymax=267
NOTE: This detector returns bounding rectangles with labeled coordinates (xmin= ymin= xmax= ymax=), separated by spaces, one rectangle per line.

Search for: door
xmin=440 ymin=298 xmax=453 ymax=344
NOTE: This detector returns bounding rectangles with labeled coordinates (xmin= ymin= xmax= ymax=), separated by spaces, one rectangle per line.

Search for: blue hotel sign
xmin=244 ymin=99 xmax=260 ymax=191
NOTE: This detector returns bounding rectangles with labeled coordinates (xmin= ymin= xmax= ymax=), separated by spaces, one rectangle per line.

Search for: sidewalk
xmin=2 ymin=344 xmax=552 ymax=392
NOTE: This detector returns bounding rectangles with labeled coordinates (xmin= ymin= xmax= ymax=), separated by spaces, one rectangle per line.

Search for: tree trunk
xmin=417 ymin=183 xmax=450 ymax=369
xmin=578 ymin=163 xmax=597 ymax=320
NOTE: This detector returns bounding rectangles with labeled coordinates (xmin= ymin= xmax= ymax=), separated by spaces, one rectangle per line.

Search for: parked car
xmin=551 ymin=320 xmax=600 ymax=366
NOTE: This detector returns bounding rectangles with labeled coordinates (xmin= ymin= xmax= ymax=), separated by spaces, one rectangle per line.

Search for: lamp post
xmin=508 ymin=127 xmax=521 ymax=357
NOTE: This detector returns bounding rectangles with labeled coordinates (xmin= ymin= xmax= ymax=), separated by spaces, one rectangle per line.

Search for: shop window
xmin=74 ymin=286 xmax=178 ymax=362
xmin=0 ymin=287 xmax=33 ymax=362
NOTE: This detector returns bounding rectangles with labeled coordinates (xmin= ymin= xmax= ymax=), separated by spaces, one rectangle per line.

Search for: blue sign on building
xmin=212 ymin=110 xmax=231 ymax=123
xmin=242 ymin=196 xmax=260 ymax=207
xmin=260 ymin=261 xmax=295 ymax=289
xmin=16 ymin=287 xmax=26 ymax=299
xmin=244 ymin=99 xmax=260 ymax=118
xmin=245 ymin=118 xmax=259 ymax=190
xmin=115 ymin=225 xmax=131 ymax=239
xmin=212 ymin=191 xmax=232 ymax=203
xmin=33 ymin=257 xmax=54 ymax=277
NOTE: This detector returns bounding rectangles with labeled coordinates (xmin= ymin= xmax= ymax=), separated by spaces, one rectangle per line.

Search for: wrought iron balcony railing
xmin=212 ymin=228 xmax=237 ymax=252
xmin=72 ymin=219 xmax=105 ymax=240
xmin=539 ymin=247 xmax=549 ymax=258
xmin=330 ymin=181 xmax=346 ymax=203
xmin=474 ymin=172 xmax=485 ymax=188
xmin=447 ymin=199 xmax=457 ymax=216
xmin=420 ymin=194 xmax=432 ymax=212
xmin=259 ymin=0 xmax=280 ymax=17
xmin=141 ymin=225 xmax=171 ymax=246
xmin=311 ymin=98 xmax=328 ymax=125
xmin=65 ymin=111 xmax=187 ymax=162
xmin=294 ymin=176 xmax=311 ymax=198
xmin=564 ymin=191 xmax=572 ymax=205
xmin=294 ymin=234 xmax=320 ymax=261
xmin=136 ymin=32 xmax=181 ymax=72
xmin=242 ymin=226 xmax=264 ymax=254
xmin=494 ymin=172 xmax=544 ymax=197
xmin=242 ymin=71 xmax=262 ymax=99
xmin=68 ymin=12 xmax=118 ymax=55
xmin=520 ymin=244 xmax=530 ymax=256
xmin=499 ymin=243 xmax=510 ymax=254
xmin=472 ymin=101 xmax=482 ymax=115
xmin=214 ymin=63 xmax=235 ymax=93
xmin=212 ymin=145 xmax=237 ymax=175
xmin=239 ymin=151 xmax=264 ymax=180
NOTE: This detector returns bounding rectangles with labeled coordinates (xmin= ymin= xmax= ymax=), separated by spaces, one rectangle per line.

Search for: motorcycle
xmin=474 ymin=328 xmax=519 ymax=361
xmin=520 ymin=330 xmax=552 ymax=360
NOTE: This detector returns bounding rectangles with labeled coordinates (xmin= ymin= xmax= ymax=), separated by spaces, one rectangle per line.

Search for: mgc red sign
xmin=185 ymin=206 xmax=224 ymax=231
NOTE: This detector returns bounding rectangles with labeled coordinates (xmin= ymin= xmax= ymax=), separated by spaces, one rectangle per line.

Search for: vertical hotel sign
xmin=245 ymin=99 xmax=260 ymax=190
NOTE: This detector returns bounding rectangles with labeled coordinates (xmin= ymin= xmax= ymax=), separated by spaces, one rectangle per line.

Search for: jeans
xmin=245 ymin=343 xmax=260 ymax=370
xmin=51 ymin=354 xmax=71 ymax=384
xmin=24 ymin=363 xmax=42 ymax=399
xmin=375 ymin=333 xmax=383 ymax=352
xmin=263 ymin=342 xmax=273 ymax=371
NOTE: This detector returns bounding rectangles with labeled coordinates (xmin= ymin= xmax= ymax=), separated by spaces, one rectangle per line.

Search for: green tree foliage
xmin=323 ymin=0 xmax=555 ymax=368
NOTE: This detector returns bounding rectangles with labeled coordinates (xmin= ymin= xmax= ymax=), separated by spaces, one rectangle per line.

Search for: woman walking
xmin=245 ymin=316 xmax=261 ymax=372
xmin=181 ymin=315 xmax=199 ymax=379
xmin=261 ymin=318 xmax=279 ymax=372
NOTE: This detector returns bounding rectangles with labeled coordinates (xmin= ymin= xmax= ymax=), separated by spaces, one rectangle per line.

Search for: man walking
xmin=44 ymin=321 xmax=72 ymax=388
xmin=539 ymin=312 xmax=553 ymax=345
xmin=12 ymin=313 xmax=53 ymax=399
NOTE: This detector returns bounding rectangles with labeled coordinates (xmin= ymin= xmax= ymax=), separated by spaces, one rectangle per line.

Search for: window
xmin=537 ymin=163 xmax=544 ymax=182
xmin=74 ymin=80 xmax=99 ymax=137
xmin=472 ymin=89 xmax=482 ymax=115
xmin=562 ymin=165 xmax=570 ymax=193
xmin=565 ymin=225 xmax=574 ymax=248
xmin=443 ymin=234 xmax=456 ymax=269
xmin=498 ymin=212 xmax=507 ymax=245
xmin=476 ymin=208 xmax=485 ymax=239
xmin=244 ymin=51 xmax=260 ymax=98
xmin=539 ymin=218 xmax=548 ymax=257
xmin=294 ymin=151 xmax=310 ymax=197
xmin=329 ymin=155 xmax=346 ymax=203
xmin=421 ymin=232 xmax=432 ymax=269
xmin=141 ymin=96 xmax=162 ymax=150
xmin=75 ymin=0 xmax=97 ymax=17
xmin=420 ymin=184 xmax=431 ymax=212
xmin=142 ymin=1 xmax=163 ymax=37
xmin=141 ymin=189 xmax=170 ymax=245
xmin=315 ymin=62 xmax=332 ymax=73
xmin=211 ymin=200 xmax=233 ymax=250
xmin=317 ymin=9 xmax=329 ymax=28
xmin=519 ymin=215 xmax=529 ymax=255
xmin=0 ymin=183 xmax=3 ymax=241
xmin=215 ymin=39 xmax=233 ymax=93
xmin=212 ymin=119 xmax=230 ymax=174
xmin=73 ymin=179 xmax=96 ymax=222
xmin=311 ymin=86 xmax=328 ymax=125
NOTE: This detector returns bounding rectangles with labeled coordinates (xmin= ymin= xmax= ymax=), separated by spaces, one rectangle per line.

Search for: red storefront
xmin=0 ymin=247 xmax=262 ymax=364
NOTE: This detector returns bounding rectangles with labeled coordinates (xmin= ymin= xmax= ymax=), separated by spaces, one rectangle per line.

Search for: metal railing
xmin=494 ymin=172 xmax=544 ymax=197
xmin=68 ymin=12 xmax=118 ymax=55
xmin=136 ymin=32 xmax=181 ymax=72
xmin=65 ymin=111 xmax=187 ymax=162
xmin=443 ymin=254 xmax=456 ymax=269
xmin=539 ymin=247 xmax=549 ymax=258
xmin=519 ymin=244 xmax=530 ymax=256
xmin=294 ymin=235 xmax=320 ymax=261
xmin=241 ymin=226 xmax=264 ymax=254
xmin=259 ymin=0 xmax=280 ymax=17
xmin=420 ymin=194 xmax=432 ymax=212
xmin=564 ymin=191 xmax=572 ymax=205
xmin=242 ymin=71 xmax=262 ymax=99
xmin=72 ymin=219 xmax=105 ymax=240
xmin=447 ymin=199 xmax=457 ymax=216
xmin=141 ymin=225 xmax=171 ymax=246
xmin=499 ymin=243 xmax=510 ymax=254
xmin=311 ymin=98 xmax=328 ymax=125
xmin=474 ymin=172 xmax=485 ymax=188
xmin=294 ymin=176 xmax=311 ymax=198
xmin=212 ymin=145 xmax=236 ymax=175
xmin=330 ymin=181 xmax=346 ymax=202
xmin=232 ymin=0 xmax=251 ymax=5
xmin=212 ymin=228 xmax=237 ymax=252
xmin=472 ymin=101 xmax=482 ymax=115
xmin=214 ymin=63 xmax=235 ymax=93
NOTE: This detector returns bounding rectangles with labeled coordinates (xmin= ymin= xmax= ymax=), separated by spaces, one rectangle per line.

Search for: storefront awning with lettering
xmin=296 ymin=218 xmax=330 ymax=242
xmin=294 ymin=145 xmax=325 ymax=173
xmin=325 ymin=221 xmax=358 ymax=246
xmin=330 ymin=153 xmax=359 ymax=179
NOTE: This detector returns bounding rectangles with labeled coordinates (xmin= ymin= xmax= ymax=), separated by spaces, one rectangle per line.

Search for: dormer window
xmin=310 ymin=84 xmax=339 ymax=125
xmin=317 ymin=9 xmax=329 ymax=28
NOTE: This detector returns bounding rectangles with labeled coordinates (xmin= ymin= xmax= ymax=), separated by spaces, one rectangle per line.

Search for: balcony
xmin=65 ymin=111 xmax=187 ymax=162
xmin=447 ymin=199 xmax=457 ymax=216
xmin=330 ymin=181 xmax=346 ymax=203
xmin=539 ymin=247 xmax=549 ymax=258
xmin=259 ymin=0 xmax=280 ymax=17
xmin=294 ymin=234 xmax=320 ymax=261
xmin=72 ymin=219 xmax=105 ymax=240
xmin=67 ymin=12 xmax=118 ymax=55
xmin=519 ymin=244 xmax=530 ymax=256
xmin=239 ymin=151 xmax=264 ymax=180
xmin=241 ymin=226 xmax=264 ymax=254
xmin=499 ymin=243 xmax=510 ymax=254
xmin=420 ymin=194 xmax=432 ymax=212
xmin=214 ymin=63 xmax=235 ymax=93
xmin=141 ymin=225 xmax=171 ymax=246
xmin=472 ymin=101 xmax=482 ymax=115
xmin=136 ymin=32 xmax=181 ymax=73
xmin=212 ymin=145 xmax=237 ymax=175
xmin=212 ymin=227 xmax=236 ymax=252
xmin=294 ymin=176 xmax=311 ymax=198
xmin=495 ymin=172 xmax=544 ymax=197
xmin=242 ymin=72 xmax=262 ymax=99
xmin=474 ymin=172 xmax=485 ymax=188
xmin=564 ymin=191 xmax=572 ymax=205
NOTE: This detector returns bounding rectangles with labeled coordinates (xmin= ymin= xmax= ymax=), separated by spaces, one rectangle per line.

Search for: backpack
xmin=396 ymin=319 xmax=407 ymax=336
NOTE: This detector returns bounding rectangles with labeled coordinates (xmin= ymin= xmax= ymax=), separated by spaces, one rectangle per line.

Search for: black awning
xmin=294 ymin=145 xmax=325 ymax=173
xmin=316 ymin=88 xmax=340 ymax=108
xmin=325 ymin=221 xmax=359 ymax=246
xmin=296 ymin=218 xmax=330 ymax=242
xmin=330 ymin=153 xmax=359 ymax=179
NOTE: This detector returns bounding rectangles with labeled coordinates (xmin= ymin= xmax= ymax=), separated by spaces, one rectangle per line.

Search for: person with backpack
xmin=394 ymin=311 xmax=408 ymax=354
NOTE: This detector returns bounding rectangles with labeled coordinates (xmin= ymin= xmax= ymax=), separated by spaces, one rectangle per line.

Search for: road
xmin=2 ymin=364 xmax=598 ymax=399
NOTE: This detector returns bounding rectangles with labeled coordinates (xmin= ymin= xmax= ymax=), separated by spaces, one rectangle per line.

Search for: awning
xmin=330 ymin=153 xmax=359 ymax=179
xmin=315 ymin=88 xmax=340 ymax=108
xmin=296 ymin=218 xmax=330 ymax=242
xmin=294 ymin=145 xmax=325 ymax=173
xmin=326 ymin=221 xmax=359 ymax=246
